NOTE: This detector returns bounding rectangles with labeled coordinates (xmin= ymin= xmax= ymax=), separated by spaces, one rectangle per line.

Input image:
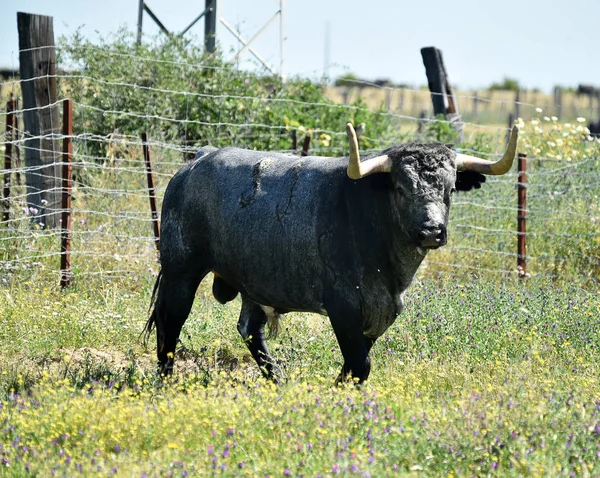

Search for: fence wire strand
xmin=1 ymin=55 xmax=599 ymax=286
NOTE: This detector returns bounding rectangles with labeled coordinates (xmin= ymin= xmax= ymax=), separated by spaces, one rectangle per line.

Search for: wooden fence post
xmin=420 ymin=46 xmax=463 ymax=141
xmin=291 ymin=129 xmax=297 ymax=151
xmin=472 ymin=90 xmax=479 ymax=121
xmin=2 ymin=99 xmax=17 ymax=223
xmin=18 ymin=12 xmax=62 ymax=228
xmin=517 ymin=152 xmax=527 ymax=278
xmin=141 ymin=132 xmax=160 ymax=251
xmin=301 ymin=135 xmax=311 ymax=157
xmin=553 ymin=87 xmax=562 ymax=121
xmin=60 ymin=99 xmax=73 ymax=288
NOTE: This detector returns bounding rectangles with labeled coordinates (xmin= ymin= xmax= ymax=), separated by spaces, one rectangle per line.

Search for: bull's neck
xmin=349 ymin=176 xmax=426 ymax=291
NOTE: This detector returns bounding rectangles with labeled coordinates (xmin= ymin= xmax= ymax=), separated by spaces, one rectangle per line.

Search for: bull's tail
xmin=142 ymin=269 xmax=163 ymax=347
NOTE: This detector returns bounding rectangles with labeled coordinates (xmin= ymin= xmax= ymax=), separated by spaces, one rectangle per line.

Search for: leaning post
xmin=2 ymin=99 xmax=17 ymax=223
xmin=420 ymin=46 xmax=463 ymax=142
xmin=141 ymin=132 xmax=160 ymax=251
xmin=60 ymin=99 xmax=73 ymax=288
xmin=517 ymin=152 xmax=527 ymax=278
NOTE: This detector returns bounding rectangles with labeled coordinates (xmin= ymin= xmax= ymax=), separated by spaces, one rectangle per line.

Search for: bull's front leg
xmin=326 ymin=297 xmax=376 ymax=383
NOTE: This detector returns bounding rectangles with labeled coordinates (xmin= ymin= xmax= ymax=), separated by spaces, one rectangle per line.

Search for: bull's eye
xmin=450 ymin=187 xmax=457 ymax=194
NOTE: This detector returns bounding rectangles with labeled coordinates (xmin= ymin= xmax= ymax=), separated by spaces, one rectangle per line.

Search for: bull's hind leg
xmin=151 ymin=269 xmax=206 ymax=375
xmin=238 ymin=295 xmax=278 ymax=381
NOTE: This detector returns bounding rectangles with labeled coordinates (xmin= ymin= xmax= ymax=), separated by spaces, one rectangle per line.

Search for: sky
xmin=1 ymin=0 xmax=599 ymax=92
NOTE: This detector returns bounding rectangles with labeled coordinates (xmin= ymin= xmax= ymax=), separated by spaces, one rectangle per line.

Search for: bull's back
xmin=180 ymin=148 xmax=347 ymax=310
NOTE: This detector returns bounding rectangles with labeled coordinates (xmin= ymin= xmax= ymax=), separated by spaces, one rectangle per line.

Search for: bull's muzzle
xmin=417 ymin=225 xmax=447 ymax=249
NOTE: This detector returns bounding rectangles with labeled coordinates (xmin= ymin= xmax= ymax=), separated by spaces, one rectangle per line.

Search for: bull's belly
xmin=211 ymin=254 xmax=326 ymax=314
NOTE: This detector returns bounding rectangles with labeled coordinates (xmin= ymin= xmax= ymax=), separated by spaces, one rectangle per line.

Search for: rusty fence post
xmin=141 ymin=132 xmax=160 ymax=251
xmin=517 ymin=152 xmax=527 ymax=278
xmin=2 ymin=99 xmax=17 ymax=223
xmin=291 ymin=129 xmax=297 ymax=151
xmin=301 ymin=135 xmax=311 ymax=157
xmin=60 ymin=99 xmax=73 ymax=288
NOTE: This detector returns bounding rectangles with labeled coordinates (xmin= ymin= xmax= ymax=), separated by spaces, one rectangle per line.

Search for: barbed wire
xmin=1 ymin=62 xmax=599 ymax=286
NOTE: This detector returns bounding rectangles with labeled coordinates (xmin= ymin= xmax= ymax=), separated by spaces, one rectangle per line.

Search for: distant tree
xmin=334 ymin=73 xmax=359 ymax=87
xmin=489 ymin=77 xmax=521 ymax=92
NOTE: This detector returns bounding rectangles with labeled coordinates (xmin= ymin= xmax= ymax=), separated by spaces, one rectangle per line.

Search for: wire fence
xmin=1 ymin=45 xmax=599 ymax=288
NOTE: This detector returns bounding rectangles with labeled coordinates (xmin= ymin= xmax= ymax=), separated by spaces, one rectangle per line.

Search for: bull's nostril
xmin=437 ymin=226 xmax=447 ymax=244
xmin=418 ymin=227 xmax=444 ymax=247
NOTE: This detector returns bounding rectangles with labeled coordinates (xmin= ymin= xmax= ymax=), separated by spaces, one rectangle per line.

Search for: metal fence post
xmin=517 ymin=152 xmax=527 ymax=278
xmin=141 ymin=132 xmax=160 ymax=251
xmin=60 ymin=99 xmax=73 ymax=288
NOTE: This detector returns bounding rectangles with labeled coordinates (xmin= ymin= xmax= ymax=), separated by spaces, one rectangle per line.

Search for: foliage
xmin=334 ymin=72 xmax=359 ymax=87
xmin=58 ymin=29 xmax=394 ymax=160
xmin=423 ymin=114 xmax=460 ymax=144
xmin=516 ymin=111 xmax=600 ymax=161
xmin=489 ymin=77 xmax=521 ymax=92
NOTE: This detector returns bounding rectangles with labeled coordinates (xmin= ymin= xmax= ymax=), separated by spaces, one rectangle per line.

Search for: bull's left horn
xmin=346 ymin=123 xmax=392 ymax=180
xmin=455 ymin=125 xmax=519 ymax=175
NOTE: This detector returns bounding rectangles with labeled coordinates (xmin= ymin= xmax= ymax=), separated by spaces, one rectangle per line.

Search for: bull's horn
xmin=346 ymin=123 xmax=392 ymax=180
xmin=455 ymin=125 xmax=519 ymax=175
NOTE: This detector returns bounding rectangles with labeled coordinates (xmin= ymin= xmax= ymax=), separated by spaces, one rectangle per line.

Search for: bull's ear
xmin=455 ymin=170 xmax=486 ymax=192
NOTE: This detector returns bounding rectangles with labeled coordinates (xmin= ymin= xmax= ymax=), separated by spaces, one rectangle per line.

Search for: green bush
xmin=58 ymin=29 xmax=394 ymax=160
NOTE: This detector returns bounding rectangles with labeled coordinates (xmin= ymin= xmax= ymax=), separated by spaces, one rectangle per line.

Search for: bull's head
xmin=345 ymin=123 xmax=519 ymax=255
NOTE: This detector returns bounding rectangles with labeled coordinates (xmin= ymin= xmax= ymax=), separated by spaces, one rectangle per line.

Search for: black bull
xmin=145 ymin=126 xmax=518 ymax=382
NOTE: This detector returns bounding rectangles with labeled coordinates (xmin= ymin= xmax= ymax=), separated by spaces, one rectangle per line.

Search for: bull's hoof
xmin=157 ymin=358 xmax=174 ymax=377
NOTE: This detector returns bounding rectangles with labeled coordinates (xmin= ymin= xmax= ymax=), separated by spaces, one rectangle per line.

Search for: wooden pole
xmin=301 ymin=135 xmax=311 ymax=157
xmin=553 ymin=86 xmax=562 ymax=121
xmin=60 ymin=99 xmax=73 ymax=288
xmin=472 ymin=91 xmax=479 ymax=121
xmin=18 ymin=12 xmax=61 ymax=228
xmin=291 ymin=129 xmax=297 ymax=151
xmin=420 ymin=46 xmax=463 ymax=141
xmin=141 ymin=132 xmax=160 ymax=251
xmin=507 ymin=113 xmax=515 ymax=146
xmin=517 ymin=152 xmax=527 ymax=278
xmin=2 ymin=99 xmax=17 ymax=223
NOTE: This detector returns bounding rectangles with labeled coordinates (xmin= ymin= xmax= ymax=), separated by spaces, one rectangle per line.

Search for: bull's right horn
xmin=346 ymin=123 xmax=392 ymax=180
xmin=455 ymin=125 xmax=519 ymax=175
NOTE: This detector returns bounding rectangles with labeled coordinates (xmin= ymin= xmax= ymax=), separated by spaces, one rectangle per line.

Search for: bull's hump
xmin=213 ymin=147 xmax=345 ymax=174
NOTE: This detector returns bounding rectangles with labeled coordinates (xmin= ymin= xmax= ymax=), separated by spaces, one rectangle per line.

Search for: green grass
xmin=1 ymin=277 xmax=599 ymax=476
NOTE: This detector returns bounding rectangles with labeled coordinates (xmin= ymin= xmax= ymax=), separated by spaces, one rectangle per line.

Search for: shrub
xmin=58 ymin=29 xmax=395 ymax=161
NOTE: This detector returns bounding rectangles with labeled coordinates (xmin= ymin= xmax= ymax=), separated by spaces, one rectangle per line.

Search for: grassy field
xmin=1 ymin=276 xmax=599 ymax=476
xmin=1 ymin=109 xmax=599 ymax=476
